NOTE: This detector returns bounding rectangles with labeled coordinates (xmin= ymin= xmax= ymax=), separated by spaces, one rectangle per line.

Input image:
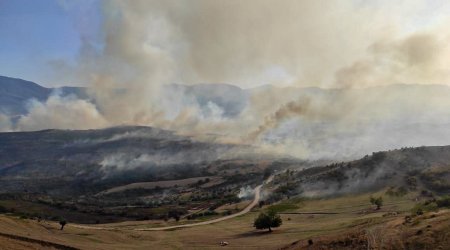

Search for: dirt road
xmin=137 ymin=184 xmax=263 ymax=231
xmin=71 ymin=176 xmax=272 ymax=231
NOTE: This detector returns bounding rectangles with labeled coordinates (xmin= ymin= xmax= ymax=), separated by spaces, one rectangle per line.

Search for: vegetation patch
xmin=411 ymin=196 xmax=450 ymax=215
xmin=385 ymin=186 xmax=408 ymax=197
xmin=268 ymin=202 xmax=300 ymax=213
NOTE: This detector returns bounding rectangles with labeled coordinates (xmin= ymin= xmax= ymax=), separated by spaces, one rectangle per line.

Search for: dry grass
xmin=99 ymin=176 xmax=222 ymax=195
xmin=1 ymin=191 xmax=447 ymax=250
xmin=215 ymin=201 xmax=251 ymax=213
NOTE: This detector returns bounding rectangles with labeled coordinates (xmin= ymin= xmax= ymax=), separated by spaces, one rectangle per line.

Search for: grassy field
xmin=99 ymin=176 xmax=223 ymax=195
xmin=0 ymin=190 xmax=448 ymax=249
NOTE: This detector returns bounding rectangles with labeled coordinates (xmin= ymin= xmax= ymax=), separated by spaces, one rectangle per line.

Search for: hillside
xmin=0 ymin=76 xmax=51 ymax=116
xmin=0 ymin=126 xmax=295 ymax=224
xmin=269 ymin=146 xmax=450 ymax=201
xmin=0 ymin=130 xmax=449 ymax=248
xmin=0 ymin=126 xmax=252 ymax=194
xmin=0 ymin=76 xmax=90 ymax=117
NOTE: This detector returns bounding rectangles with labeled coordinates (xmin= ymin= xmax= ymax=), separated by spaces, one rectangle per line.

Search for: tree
xmin=253 ymin=208 xmax=282 ymax=232
xmin=59 ymin=220 xmax=67 ymax=230
xmin=370 ymin=196 xmax=383 ymax=210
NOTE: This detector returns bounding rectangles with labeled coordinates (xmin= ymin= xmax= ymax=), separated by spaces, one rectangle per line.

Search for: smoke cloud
xmin=0 ymin=113 xmax=12 ymax=132
xmin=16 ymin=93 xmax=109 ymax=131
xmin=336 ymin=32 xmax=450 ymax=87
xmin=6 ymin=0 xmax=450 ymax=160
xmin=238 ymin=185 xmax=255 ymax=199
xmin=57 ymin=0 xmax=450 ymax=88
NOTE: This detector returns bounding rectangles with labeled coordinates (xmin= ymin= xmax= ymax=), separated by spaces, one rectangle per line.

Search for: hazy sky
xmin=1 ymin=0 xmax=450 ymax=88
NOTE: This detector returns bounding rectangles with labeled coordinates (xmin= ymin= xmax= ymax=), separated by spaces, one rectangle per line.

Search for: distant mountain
xmin=0 ymin=76 xmax=88 ymax=116
xmin=0 ymin=76 xmax=50 ymax=115
xmin=3 ymin=75 xmax=450 ymax=159
xmin=3 ymin=75 xmax=450 ymax=124
xmin=0 ymin=76 xmax=248 ymax=120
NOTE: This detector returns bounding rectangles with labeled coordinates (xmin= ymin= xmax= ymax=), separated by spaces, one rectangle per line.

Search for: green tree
xmin=253 ymin=208 xmax=282 ymax=232
xmin=370 ymin=196 xmax=383 ymax=210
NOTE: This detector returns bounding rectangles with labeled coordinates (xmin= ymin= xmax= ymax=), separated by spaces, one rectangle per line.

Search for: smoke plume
xmin=0 ymin=113 xmax=12 ymax=132
xmin=16 ymin=93 xmax=109 ymax=131
xmin=7 ymin=0 xmax=450 ymax=160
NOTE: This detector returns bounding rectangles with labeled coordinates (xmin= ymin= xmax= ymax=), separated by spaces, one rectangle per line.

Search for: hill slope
xmin=0 ymin=76 xmax=51 ymax=116
xmin=0 ymin=126 xmax=246 ymax=195
xmin=270 ymin=146 xmax=450 ymax=199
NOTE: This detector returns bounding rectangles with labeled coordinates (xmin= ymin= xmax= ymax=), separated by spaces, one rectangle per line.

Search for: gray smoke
xmin=6 ymin=0 xmax=450 ymax=161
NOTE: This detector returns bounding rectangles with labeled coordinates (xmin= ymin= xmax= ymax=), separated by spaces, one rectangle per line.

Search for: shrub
xmin=411 ymin=202 xmax=438 ymax=214
xmin=370 ymin=196 xmax=383 ymax=210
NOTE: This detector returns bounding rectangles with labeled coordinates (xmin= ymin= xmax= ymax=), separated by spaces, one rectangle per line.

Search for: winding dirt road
xmin=71 ymin=176 xmax=272 ymax=231
xmin=137 ymin=184 xmax=263 ymax=231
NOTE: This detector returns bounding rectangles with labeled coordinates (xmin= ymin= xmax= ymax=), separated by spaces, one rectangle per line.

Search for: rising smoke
xmin=5 ymin=0 xmax=450 ymax=160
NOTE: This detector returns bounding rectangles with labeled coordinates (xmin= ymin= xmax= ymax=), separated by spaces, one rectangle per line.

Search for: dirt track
xmin=137 ymin=184 xmax=262 ymax=231
xmin=71 ymin=176 xmax=272 ymax=231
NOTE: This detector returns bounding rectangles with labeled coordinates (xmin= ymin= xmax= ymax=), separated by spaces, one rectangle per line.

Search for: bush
xmin=411 ymin=202 xmax=438 ymax=214
xmin=370 ymin=196 xmax=383 ymax=210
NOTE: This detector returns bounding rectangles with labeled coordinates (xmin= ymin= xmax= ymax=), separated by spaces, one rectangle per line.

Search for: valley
xmin=0 ymin=189 xmax=448 ymax=249
xmin=0 ymin=127 xmax=449 ymax=249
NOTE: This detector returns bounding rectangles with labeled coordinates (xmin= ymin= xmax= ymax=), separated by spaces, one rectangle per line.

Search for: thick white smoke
xmin=6 ymin=0 xmax=450 ymax=161
xmin=0 ymin=113 xmax=12 ymax=132
xmin=16 ymin=93 xmax=108 ymax=131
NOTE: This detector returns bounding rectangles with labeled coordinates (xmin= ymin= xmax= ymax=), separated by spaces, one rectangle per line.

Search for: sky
xmin=1 ymin=0 xmax=450 ymax=88
xmin=0 ymin=0 xmax=100 ymax=86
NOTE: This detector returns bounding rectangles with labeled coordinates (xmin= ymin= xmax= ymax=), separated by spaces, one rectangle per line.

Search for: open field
xmin=1 ymin=189 xmax=448 ymax=249
xmin=99 ymin=176 xmax=223 ymax=195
